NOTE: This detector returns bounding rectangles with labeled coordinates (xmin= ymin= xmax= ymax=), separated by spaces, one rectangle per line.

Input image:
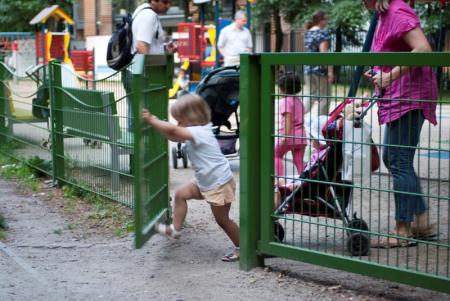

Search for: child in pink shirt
xmin=274 ymin=73 xmax=307 ymax=179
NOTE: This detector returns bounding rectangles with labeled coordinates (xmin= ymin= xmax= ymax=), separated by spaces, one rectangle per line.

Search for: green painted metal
xmin=259 ymin=242 xmax=450 ymax=294
xmin=239 ymin=54 xmax=264 ymax=270
xmin=260 ymin=62 xmax=276 ymax=245
xmin=49 ymin=60 xmax=65 ymax=184
xmin=134 ymin=55 xmax=173 ymax=249
xmin=240 ymin=52 xmax=450 ymax=293
xmin=0 ymin=58 xmax=6 ymax=144
xmin=259 ymin=52 xmax=450 ymax=67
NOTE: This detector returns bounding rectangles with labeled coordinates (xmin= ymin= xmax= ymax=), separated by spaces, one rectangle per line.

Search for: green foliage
xmin=415 ymin=3 xmax=450 ymax=35
xmin=0 ymin=0 xmax=73 ymax=32
xmin=0 ymin=212 xmax=7 ymax=230
xmin=26 ymin=156 xmax=52 ymax=178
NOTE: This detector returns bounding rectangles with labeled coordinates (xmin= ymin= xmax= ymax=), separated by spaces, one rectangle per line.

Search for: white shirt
xmin=185 ymin=123 xmax=233 ymax=191
xmin=217 ymin=23 xmax=253 ymax=57
xmin=131 ymin=3 xmax=164 ymax=55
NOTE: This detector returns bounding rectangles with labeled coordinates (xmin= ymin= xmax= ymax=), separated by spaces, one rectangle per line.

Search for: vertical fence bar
xmin=260 ymin=57 xmax=276 ymax=244
xmin=49 ymin=60 xmax=65 ymax=184
xmin=240 ymin=54 xmax=264 ymax=270
xmin=0 ymin=57 xmax=7 ymax=144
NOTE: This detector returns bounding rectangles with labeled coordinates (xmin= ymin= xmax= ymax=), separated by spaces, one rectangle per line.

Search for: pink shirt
xmin=372 ymin=0 xmax=438 ymax=125
xmin=278 ymin=96 xmax=307 ymax=145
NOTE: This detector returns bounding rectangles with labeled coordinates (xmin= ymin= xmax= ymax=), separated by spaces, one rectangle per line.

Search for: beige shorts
xmin=193 ymin=178 xmax=236 ymax=206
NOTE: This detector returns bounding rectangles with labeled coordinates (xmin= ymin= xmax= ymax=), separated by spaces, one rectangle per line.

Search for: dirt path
xmin=0 ymin=166 xmax=449 ymax=300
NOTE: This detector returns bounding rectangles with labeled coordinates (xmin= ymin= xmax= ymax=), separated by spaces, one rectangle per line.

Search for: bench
xmin=60 ymin=87 xmax=133 ymax=189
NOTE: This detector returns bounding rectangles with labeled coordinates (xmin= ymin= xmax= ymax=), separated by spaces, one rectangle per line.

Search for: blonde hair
xmin=376 ymin=0 xmax=390 ymax=13
xmin=170 ymin=93 xmax=211 ymax=126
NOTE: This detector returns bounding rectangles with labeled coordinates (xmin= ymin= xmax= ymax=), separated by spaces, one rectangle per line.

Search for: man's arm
xmin=135 ymin=41 xmax=150 ymax=54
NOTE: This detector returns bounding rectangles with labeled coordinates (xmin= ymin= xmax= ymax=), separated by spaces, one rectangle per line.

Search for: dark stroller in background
xmin=172 ymin=66 xmax=240 ymax=168
xmin=274 ymin=98 xmax=377 ymax=256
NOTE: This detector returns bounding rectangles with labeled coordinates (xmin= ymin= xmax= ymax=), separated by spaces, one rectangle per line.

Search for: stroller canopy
xmin=196 ymin=66 xmax=240 ymax=129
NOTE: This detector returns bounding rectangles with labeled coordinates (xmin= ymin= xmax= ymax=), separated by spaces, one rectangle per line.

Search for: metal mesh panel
xmin=240 ymin=53 xmax=450 ymax=292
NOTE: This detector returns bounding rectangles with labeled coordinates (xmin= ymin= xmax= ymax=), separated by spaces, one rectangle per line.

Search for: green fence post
xmin=48 ymin=60 xmax=65 ymax=185
xmin=0 ymin=57 xmax=6 ymax=144
xmin=240 ymin=54 xmax=264 ymax=270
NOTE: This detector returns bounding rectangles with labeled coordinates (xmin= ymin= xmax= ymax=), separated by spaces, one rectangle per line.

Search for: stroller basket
xmin=216 ymin=132 xmax=238 ymax=155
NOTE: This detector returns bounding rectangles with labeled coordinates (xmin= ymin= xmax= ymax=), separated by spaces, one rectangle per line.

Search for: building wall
xmin=82 ymin=0 xmax=112 ymax=37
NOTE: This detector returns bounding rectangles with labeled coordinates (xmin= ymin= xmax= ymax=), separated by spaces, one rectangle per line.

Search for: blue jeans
xmin=382 ymin=110 xmax=427 ymax=222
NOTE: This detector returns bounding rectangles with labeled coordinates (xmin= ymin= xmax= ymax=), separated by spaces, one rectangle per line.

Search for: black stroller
xmin=274 ymin=97 xmax=378 ymax=256
xmin=172 ymin=66 xmax=240 ymax=168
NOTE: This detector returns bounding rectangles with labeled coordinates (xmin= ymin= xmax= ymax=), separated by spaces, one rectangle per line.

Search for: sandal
xmin=221 ymin=247 xmax=240 ymax=262
xmin=371 ymin=234 xmax=417 ymax=249
xmin=411 ymin=224 xmax=437 ymax=241
xmin=155 ymin=223 xmax=181 ymax=240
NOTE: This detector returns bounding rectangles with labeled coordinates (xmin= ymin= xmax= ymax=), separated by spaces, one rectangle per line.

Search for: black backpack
xmin=107 ymin=7 xmax=154 ymax=71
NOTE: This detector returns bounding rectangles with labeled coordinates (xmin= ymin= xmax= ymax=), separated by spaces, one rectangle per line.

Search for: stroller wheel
xmin=347 ymin=232 xmax=370 ymax=256
xmin=171 ymin=146 xmax=178 ymax=169
xmin=182 ymin=150 xmax=188 ymax=168
xmin=348 ymin=218 xmax=369 ymax=233
xmin=273 ymin=221 xmax=285 ymax=242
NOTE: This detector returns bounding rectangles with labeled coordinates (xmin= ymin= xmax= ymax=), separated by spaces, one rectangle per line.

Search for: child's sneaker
xmin=155 ymin=223 xmax=181 ymax=240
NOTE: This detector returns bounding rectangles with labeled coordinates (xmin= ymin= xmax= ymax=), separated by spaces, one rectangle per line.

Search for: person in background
xmin=274 ymin=72 xmax=307 ymax=184
xmin=217 ymin=10 xmax=253 ymax=66
xmin=303 ymin=11 xmax=334 ymax=116
xmin=123 ymin=0 xmax=174 ymax=131
xmin=362 ymin=0 xmax=437 ymax=248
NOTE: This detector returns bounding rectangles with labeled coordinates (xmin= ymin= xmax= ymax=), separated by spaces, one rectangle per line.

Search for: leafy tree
xmin=0 ymin=0 xmax=73 ymax=32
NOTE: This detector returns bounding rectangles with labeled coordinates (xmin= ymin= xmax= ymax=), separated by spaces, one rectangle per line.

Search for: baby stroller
xmin=274 ymin=97 xmax=378 ymax=256
xmin=172 ymin=66 xmax=240 ymax=168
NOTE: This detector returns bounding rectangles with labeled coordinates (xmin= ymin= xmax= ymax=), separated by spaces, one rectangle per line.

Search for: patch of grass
xmin=53 ymin=229 xmax=63 ymax=235
xmin=0 ymin=151 xmax=44 ymax=192
xmin=63 ymin=184 xmax=134 ymax=238
xmin=0 ymin=212 xmax=7 ymax=240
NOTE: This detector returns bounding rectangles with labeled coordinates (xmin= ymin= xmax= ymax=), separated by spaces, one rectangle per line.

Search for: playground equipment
xmin=30 ymin=5 xmax=74 ymax=66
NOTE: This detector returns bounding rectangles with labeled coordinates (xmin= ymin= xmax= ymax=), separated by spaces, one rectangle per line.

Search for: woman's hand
xmin=364 ymin=70 xmax=393 ymax=89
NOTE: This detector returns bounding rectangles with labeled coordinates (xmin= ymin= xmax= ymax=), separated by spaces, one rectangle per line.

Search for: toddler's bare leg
xmin=210 ymin=203 xmax=239 ymax=247
xmin=172 ymin=181 xmax=203 ymax=231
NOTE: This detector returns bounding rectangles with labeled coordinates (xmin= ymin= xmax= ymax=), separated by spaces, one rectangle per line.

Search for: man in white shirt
xmin=217 ymin=11 xmax=253 ymax=66
xmin=123 ymin=0 xmax=173 ymax=133
xmin=131 ymin=0 xmax=171 ymax=55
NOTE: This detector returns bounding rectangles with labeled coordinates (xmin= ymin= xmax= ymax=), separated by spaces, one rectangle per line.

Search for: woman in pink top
xmin=363 ymin=0 xmax=437 ymax=248
xmin=275 ymin=73 xmax=307 ymax=180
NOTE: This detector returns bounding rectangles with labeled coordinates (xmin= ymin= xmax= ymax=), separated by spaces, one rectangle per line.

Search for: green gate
xmin=240 ymin=52 xmax=450 ymax=293
xmin=133 ymin=55 xmax=173 ymax=248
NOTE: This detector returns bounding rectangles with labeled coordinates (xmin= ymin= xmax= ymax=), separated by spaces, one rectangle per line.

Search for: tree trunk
xmin=274 ymin=10 xmax=283 ymax=52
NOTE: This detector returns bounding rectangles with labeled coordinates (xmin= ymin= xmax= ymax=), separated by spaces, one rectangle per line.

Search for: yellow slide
xmin=169 ymin=61 xmax=190 ymax=99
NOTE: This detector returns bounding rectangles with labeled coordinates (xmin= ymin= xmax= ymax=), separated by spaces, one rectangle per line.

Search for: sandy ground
xmin=1 ymin=159 xmax=450 ymax=301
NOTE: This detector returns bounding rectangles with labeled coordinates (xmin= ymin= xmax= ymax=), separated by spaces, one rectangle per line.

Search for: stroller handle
xmin=201 ymin=65 xmax=240 ymax=83
xmin=354 ymin=90 xmax=385 ymax=127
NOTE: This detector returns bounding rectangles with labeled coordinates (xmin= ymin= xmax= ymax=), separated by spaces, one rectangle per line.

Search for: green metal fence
xmin=1 ymin=54 xmax=172 ymax=248
xmin=0 ymin=55 xmax=172 ymax=211
xmin=240 ymin=52 xmax=450 ymax=293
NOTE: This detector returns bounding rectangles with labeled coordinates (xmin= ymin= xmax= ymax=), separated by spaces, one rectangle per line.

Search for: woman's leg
xmin=317 ymin=75 xmax=330 ymax=116
xmin=302 ymin=74 xmax=314 ymax=115
xmin=172 ymin=181 xmax=203 ymax=231
xmin=274 ymin=140 xmax=289 ymax=176
xmin=210 ymin=203 xmax=239 ymax=247
xmin=382 ymin=110 xmax=426 ymax=235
